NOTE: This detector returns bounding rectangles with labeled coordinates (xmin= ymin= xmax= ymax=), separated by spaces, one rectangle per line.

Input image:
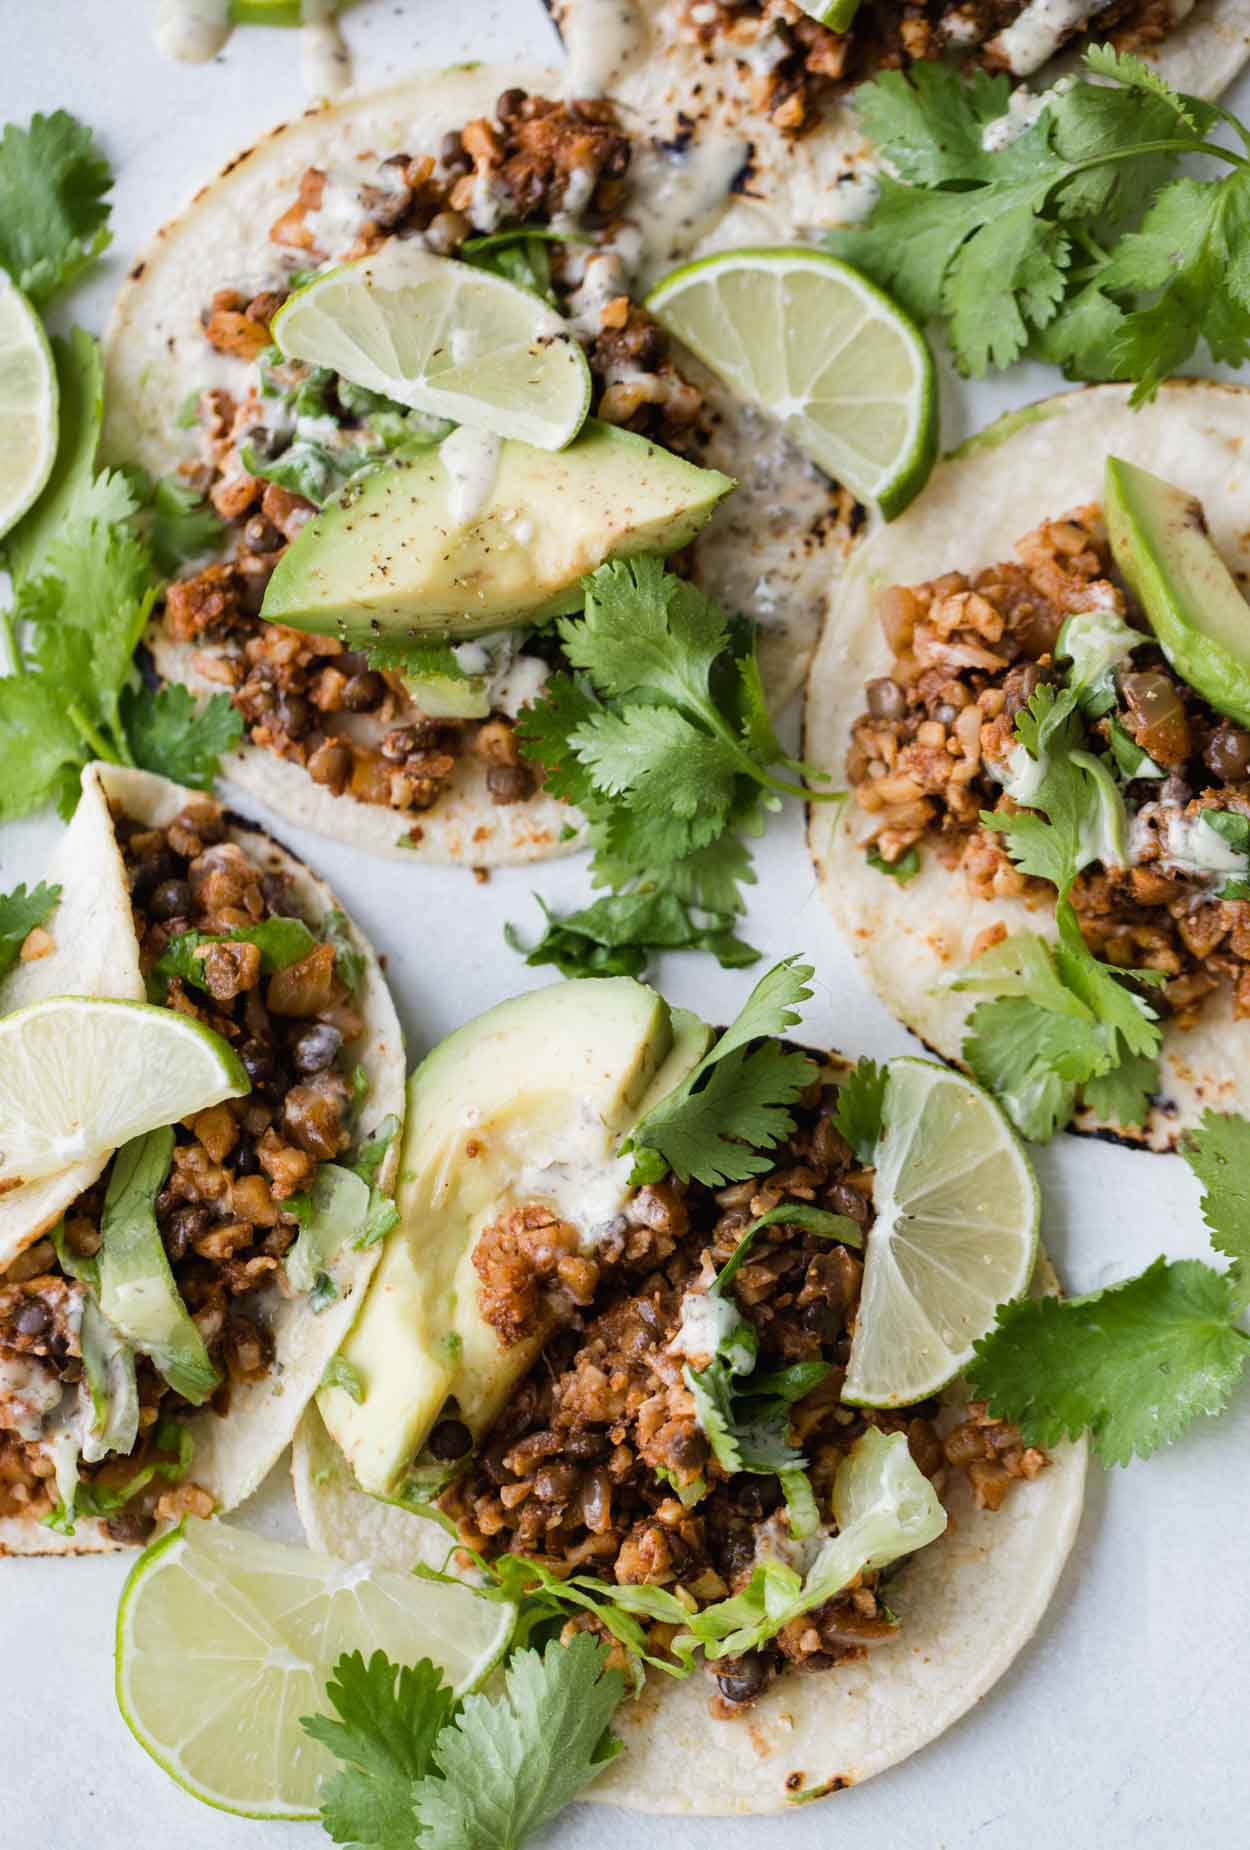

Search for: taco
xmin=102 ymin=66 xmax=860 ymax=865
xmin=808 ymin=379 xmax=1250 ymax=1148
xmin=292 ymin=971 xmax=1085 ymax=1811
xmin=548 ymin=0 xmax=1250 ymax=232
xmin=0 ymin=763 xmax=404 ymax=1553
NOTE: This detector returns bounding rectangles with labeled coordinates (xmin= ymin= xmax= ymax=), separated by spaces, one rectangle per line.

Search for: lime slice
xmin=272 ymin=244 xmax=592 ymax=451
xmin=0 ymin=997 xmax=249 ymax=1184
xmin=0 ymin=277 xmax=57 ymax=543
xmin=646 ymin=246 xmax=935 ymax=520
xmin=116 ymin=1516 xmax=514 ymax=1818
xmin=843 ymin=1058 xmax=1039 ymax=1408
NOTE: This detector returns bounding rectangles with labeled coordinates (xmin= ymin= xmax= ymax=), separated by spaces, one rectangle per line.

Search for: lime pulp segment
xmin=0 ymin=277 xmax=57 ymax=543
xmin=646 ymin=246 xmax=936 ymax=519
xmin=843 ymin=1058 xmax=1039 ymax=1407
xmin=115 ymin=1517 xmax=515 ymax=1818
xmin=272 ymin=243 xmax=592 ymax=451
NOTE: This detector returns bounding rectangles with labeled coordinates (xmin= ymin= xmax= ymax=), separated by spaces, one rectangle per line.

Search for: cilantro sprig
xmin=622 ymin=956 xmax=818 ymax=1186
xmin=516 ymin=558 xmax=838 ymax=971
xmin=505 ymin=891 xmax=759 ymax=979
xmin=0 ymin=332 xmax=241 ymax=816
xmin=829 ymin=49 xmax=1250 ymax=401
xmin=971 ymin=1107 xmax=1250 ymax=1462
xmin=948 ymin=637 xmax=1164 ymax=1141
xmin=302 ymin=1638 xmax=624 ymax=1850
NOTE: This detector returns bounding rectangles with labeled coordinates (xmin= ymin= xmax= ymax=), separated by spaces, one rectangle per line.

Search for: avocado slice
xmin=1105 ymin=456 xmax=1250 ymax=727
xmin=322 ymin=979 xmax=710 ymax=1497
xmin=260 ymin=420 xmax=735 ymax=644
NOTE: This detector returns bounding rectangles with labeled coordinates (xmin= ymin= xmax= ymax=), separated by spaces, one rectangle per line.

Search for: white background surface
xmin=3 ymin=4 xmax=1249 ymax=1847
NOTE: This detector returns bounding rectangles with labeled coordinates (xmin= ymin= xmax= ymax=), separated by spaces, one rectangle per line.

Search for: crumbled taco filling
xmin=848 ymin=504 xmax=1250 ymax=1026
xmin=0 ymin=796 xmax=369 ymax=1542
xmin=679 ymin=0 xmax=1193 ymax=130
xmin=160 ymin=92 xmax=705 ymax=827
xmin=438 ymin=1078 xmax=1044 ymax=1714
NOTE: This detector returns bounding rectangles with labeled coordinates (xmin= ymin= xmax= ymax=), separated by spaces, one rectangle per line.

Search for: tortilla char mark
xmin=660 ymin=0 xmax=1196 ymax=133
xmin=438 ymin=1069 xmax=1046 ymax=1719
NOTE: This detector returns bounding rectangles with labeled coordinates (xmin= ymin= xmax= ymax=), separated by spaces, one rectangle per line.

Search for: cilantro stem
xmin=66 ymin=702 xmax=120 ymax=765
xmin=1062 ymin=136 xmax=1248 ymax=176
xmin=699 ymin=708 xmax=841 ymax=803
xmin=0 ymin=609 xmax=20 ymax=677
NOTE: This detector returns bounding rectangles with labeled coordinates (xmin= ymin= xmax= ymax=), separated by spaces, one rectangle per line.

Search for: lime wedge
xmin=646 ymin=246 xmax=935 ymax=519
xmin=0 ymin=997 xmax=249 ymax=1184
xmin=843 ymin=1058 xmax=1039 ymax=1408
xmin=116 ymin=1516 xmax=514 ymax=1818
xmin=0 ymin=277 xmax=57 ymax=543
xmin=272 ymin=244 xmax=592 ymax=451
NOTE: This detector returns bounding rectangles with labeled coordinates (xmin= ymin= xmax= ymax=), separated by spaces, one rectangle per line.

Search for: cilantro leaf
xmin=505 ymin=891 xmax=758 ymax=979
xmin=0 ymin=882 xmax=60 ymax=985
xmin=833 ymin=1057 xmax=886 ymax=1165
xmin=0 ymin=673 xmax=86 ymax=820
xmin=148 ymin=916 xmax=317 ymax=1000
xmin=867 ymin=843 xmax=919 ymax=883
xmin=302 ymin=1651 xmax=455 ymax=1850
xmin=0 ymin=111 xmax=113 ymax=304
xmin=963 ymin=996 xmax=1100 ymax=1144
xmin=319 ymin=1356 xmax=365 ymax=1403
xmin=515 ymin=560 xmax=833 ymax=971
xmin=1181 ymin=1112 xmax=1250 ymax=1313
xmin=143 ymin=474 xmax=225 ymax=574
xmin=684 ymin=1359 xmax=743 ymax=1473
xmin=123 ymin=684 xmax=242 ymax=790
xmin=828 ymin=50 xmax=1250 ymax=395
xmin=411 ymin=1636 xmax=625 ymax=1850
xmin=624 ymin=957 xmax=816 ymax=1185
xmin=969 ymin=1258 xmax=1249 ymax=1464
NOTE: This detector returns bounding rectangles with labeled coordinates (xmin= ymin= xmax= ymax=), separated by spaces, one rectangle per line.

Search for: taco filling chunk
xmin=0 ymin=766 xmax=403 ymax=1550
xmin=658 ymin=0 xmax=1197 ymax=123
xmin=319 ymin=966 xmax=1063 ymax=1722
xmin=845 ymin=454 xmax=1250 ymax=1139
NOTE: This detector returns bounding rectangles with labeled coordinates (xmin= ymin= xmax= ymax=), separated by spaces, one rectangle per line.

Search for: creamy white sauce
xmin=1131 ymin=807 xmax=1250 ymax=882
xmin=1002 ymin=741 xmax=1046 ymax=807
xmin=981 ymin=76 xmax=1074 ymax=151
xmin=566 ymin=250 xmax=630 ymax=336
xmin=304 ymin=170 xmax=373 ymax=258
xmin=467 ymin=169 xmax=508 ymax=234
xmin=440 ymin=427 xmax=502 ymax=527
xmin=0 ymin=1351 xmax=63 ymax=1443
xmin=449 ymin=631 xmax=551 ymax=718
xmin=514 ymin=1143 xmax=637 ymax=1250
xmin=831 ymin=167 xmax=881 ymax=226
xmin=301 ymin=0 xmax=352 ymax=99
xmin=155 ymin=0 xmax=230 ymax=63
xmin=156 ymin=0 xmax=352 ymax=98
xmin=990 ymin=0 xmax=1114 ymax=75
xmin=753 ymin=1511 xmax=826 ymax=1576
xmin=627 ymin=134 xmax=750 ymax=286
xmin=560 ymin=0 xmax=645 ymax=98
xmin=668 ymin=1289 xmax=739 ymax=1366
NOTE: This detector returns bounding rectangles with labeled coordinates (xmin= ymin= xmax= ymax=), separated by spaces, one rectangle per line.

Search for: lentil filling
xmin=678 ymin=0 xmax=1190 ymax=132
xmin=847 ymin=503 xmax=1250 ymax=1027
xmin=438 ymin=1073 xmax=1045 ymax=1713
xmin=0 ymin=796 xmax=364 ymax=1542
xmin=162 ymin=92 xmax=707 ymax=831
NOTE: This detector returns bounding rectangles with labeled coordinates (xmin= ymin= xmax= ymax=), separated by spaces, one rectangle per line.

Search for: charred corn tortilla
xmin=0 ymin=763 xmax=405 ymax=1554
xmin=102 ymin=66 xmax=858 ymax=864
xmin=549 ymin=0 xmax=1250 ymax=237
xmin=291 ymin=1019 xmax=1085 ymax=1814
xmin=807 ymin=380 xmax=1250 ymax=1149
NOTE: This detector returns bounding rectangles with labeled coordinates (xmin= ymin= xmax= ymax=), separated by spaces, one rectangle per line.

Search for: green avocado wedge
xmin=1105 ymin=455 xmax=1250 ymax=727
xmin=320 ymin=979 xmax=711 ymax=1498
xmin=260 ymin=420 xmax=734 ymax=644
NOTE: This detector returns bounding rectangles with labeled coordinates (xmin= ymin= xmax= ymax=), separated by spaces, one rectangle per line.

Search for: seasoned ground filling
xmin=848 ymin=505 xmax=1250 ymax=1027
xmin=162 ymin=92 xmax=705 ymax=828
xmin=440 ymin=1081 xmax=1044 ymax=1712
xmin=680 ymin=0 xmax=1189 ymax=131
xmin=0 ymin=797 xmax=361 ymax=1540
